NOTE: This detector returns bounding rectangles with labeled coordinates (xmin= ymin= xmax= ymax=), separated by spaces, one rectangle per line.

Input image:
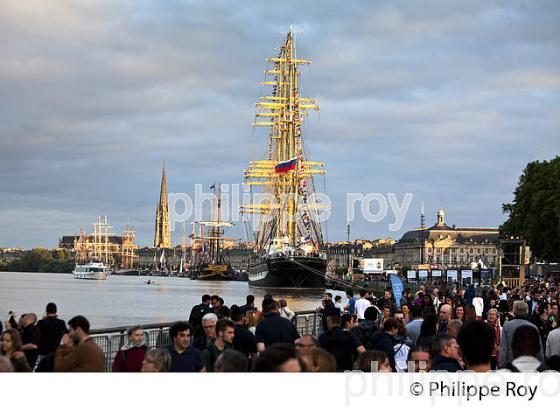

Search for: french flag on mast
xmin=275 ymin=157 xmax=298 ymax=174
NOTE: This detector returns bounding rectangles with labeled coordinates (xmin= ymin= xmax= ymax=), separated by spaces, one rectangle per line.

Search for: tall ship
xmin=189 ymin=184 xmax=243 ymax=281
xmin=240 ymin=29 xmax=327 ymax=289
xmin=150 ymin=248 xmax=170 ymax=276
xmin=73 ymin=216 xmax=112 ymax=280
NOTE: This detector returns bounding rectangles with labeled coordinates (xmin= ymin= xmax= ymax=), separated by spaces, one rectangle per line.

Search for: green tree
xmin=501 ymin=156 xmax=560 ymax=262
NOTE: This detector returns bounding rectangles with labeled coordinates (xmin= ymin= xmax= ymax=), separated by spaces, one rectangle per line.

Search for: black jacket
xmin=430 ymin=354 xmax=463 ymax=372
xmin=370 ymin=331 xmax=396 ymax=371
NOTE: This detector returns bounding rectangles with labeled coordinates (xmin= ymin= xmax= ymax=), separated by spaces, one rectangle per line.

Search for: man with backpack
xmin=351 ymin=306 xmax=379 ymax=348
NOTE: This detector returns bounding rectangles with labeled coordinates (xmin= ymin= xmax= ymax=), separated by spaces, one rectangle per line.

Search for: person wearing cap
xmin=255 ymin=298 xmax=300 ymax=352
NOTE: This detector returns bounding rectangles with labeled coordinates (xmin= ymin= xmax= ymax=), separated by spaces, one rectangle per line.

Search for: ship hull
xmin=190 ymin=264 xmax=246 ymax=281
xmin=248 ymin=256 xmax=326 ymax=289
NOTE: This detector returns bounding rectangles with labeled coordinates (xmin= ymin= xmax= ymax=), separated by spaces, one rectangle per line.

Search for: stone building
xmin=390 ymin=208 xmax=499 ymax=269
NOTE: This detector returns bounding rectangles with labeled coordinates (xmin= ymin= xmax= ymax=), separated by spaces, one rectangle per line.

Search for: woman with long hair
xmin=415 ymin=313 xmax=438 ymax=351
xmin=485 ymin=308 xmax=502 ymax=370
xmin=0 ymin=329 xmax=31 ymax=372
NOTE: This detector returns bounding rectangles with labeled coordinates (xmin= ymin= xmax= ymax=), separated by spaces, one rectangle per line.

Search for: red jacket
xmin=112 ymin=345 xmax=147 ymax=372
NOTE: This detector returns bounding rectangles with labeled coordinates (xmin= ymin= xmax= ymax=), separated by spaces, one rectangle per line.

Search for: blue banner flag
xmin=390 ymin=274 xmax=404 ymax=308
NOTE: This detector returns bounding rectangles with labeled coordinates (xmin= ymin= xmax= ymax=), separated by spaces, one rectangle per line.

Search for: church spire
xmin=159 ymin=160 xmax=168 ymax=206
xmin=154 ymin=160 xmax=171 ymax=248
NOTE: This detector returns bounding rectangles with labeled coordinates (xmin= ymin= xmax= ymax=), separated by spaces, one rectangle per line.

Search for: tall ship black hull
xmin=248 ymin=255 xmax=326 ymax=289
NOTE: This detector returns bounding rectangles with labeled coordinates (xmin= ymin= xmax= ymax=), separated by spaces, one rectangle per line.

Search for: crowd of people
xmin=1 ymin=280 xmax=560 ymax=372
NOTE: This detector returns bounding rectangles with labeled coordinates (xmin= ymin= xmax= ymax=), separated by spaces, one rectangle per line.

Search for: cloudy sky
xmin=1 ymin=0 xmax=559 ymax=248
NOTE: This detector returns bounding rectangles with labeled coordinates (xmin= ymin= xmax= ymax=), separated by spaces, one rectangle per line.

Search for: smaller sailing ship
xmin=188 ymin=184 xmax=244 ymax=281
xmin=150 ymin=248 xmax=170 ymax=276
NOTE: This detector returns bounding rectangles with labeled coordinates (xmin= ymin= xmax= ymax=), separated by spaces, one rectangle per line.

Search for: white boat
xmin=73 ymin=261 xmax=108 ymax=280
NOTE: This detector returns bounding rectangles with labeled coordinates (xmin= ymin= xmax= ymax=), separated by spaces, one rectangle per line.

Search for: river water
xmin=0 ymin=272 xmax=344 ymax=328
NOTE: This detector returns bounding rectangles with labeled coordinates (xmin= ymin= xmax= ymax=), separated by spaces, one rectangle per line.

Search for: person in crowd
xmin=37 ymin=302 xmax=67 ymax=366
xmin=355 ymin=290 xmax=372 ymax=322
xmin=499 ymin=300 xmax=544 ymax=368
xmin=546 ymin=322 xmax=560 ymax=359
xmin=211 ymin=295 xmax=223 ymax=313
xmin=382 ymin=304 xmax=393 ymax=320
xmin=246 ymin=310 xmax=259 ymax=335
xmin=165 ymin=321 xmax=204 ymax=372
xmin=255 ymin=298 xmax=300 ymax=351
xmin=214 ymin=349 xmax=248 ymax=372
xmin=239 ymin=295 xmax=256 ymax=313
xmin=353 ymin=350 xmax=391 ymax=372
xmin=447 ymin=319 xmax=463 ymax=338
xmin=420 ymin=294 xmax=434 ymax=313
xmin=373 ymin=318 xmax=398 ymax=371
xmin=343 ymin=290 xmax=357 ymax=317
xmin=499 ymin=299 xmax=515 ymax=324
xmin=216 ymin=305 xmax=230 ymax=319
xmin=0 ymin=329 xmax=31 ymax=372
xmin=318 ymin=313 xmax=365 ymax=371
xmin=230 ymin=306 xmax=257 ymax=366
xmin=406 ymin=305 xmax=424 ymax=346
xmin=202 ymin=318 xmax=235 ymax=372
xmin=472 ymin=288 xmax=484 ymax=320
xmin=457 ymin=320 xmax=495 ymax=372
xmin=20 ymin=313 xmax=40 ymax=369
xmin=351 ymin=306 xmax=379 ymax=348
xmin=193 ymin=312 xmax=218 ymax=351
xmin=548 ymin=302 xmax=558 ymax=329
xmin=377 ymin=289 xmax=395 ymax=312
xmin=279 ymin=299 xmax=295 ymax=320
xmin=485 ymin=308 xmax=502 ymax=369
xmin=317 ymin=293 xmax=338 ymax=332
xmin=54 ymin=315 xmax=104 ymax=372
xmin=341 ymin=313 xmax=357 ymax=331
xmin=141 ymin=348 xmax=171 ymax=372
xmin=438 ymin=304 xmax=452 ymax=334
xmin=530 ymin=302 xmax=552 ymax=348
xmin=464 ymin=305 xmax=477 ymax=322
xmin=502 ymin=325 xmax=548 ymax=372
xmin=430 ymin=334 xmax=463 ymax=372
xmin=188 ymin=294 xmax=213 ymax=338
xmin=407 ymin=345 xmax=431 ymax=372
xmin=112 ymin=325 xmax=147 ymax=372
xmin=254 ymin=343 xmax=304 ymax=372
xmin=6 ymin=311 xmax=18 ymax=330
xmin=454 ymin=305 xmax=465 ymax=322
xmin=305 ymin=347 xmax=337 ymax=372
xmin=401 ymin=304 xmax=411 ymax=325
xmin=415 ymin=313 xmax=438 ymax=351
xmin=295 ymin=335 xmax=319 ymax=365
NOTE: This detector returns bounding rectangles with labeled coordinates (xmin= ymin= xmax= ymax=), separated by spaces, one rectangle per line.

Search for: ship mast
xmin=241 ymin=29 xmax=326 ymax=253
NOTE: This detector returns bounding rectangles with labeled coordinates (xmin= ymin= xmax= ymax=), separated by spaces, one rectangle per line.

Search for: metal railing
xmin=90 ymin=311 xmax=323 ymax=371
